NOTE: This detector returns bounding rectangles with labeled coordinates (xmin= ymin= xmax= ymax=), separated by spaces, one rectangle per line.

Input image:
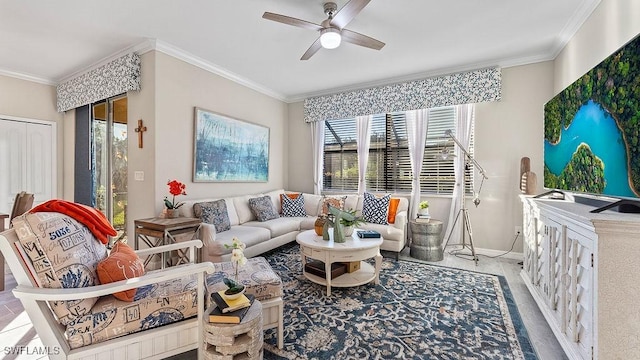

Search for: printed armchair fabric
xmin=11 ymin=212 xmax=108 ymax=325
xmin=65 ymin=274 xmax=199 ymax=349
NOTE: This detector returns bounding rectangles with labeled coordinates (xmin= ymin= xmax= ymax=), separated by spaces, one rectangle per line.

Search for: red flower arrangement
xmin=164 ymin=180 xmax=187 ymax=209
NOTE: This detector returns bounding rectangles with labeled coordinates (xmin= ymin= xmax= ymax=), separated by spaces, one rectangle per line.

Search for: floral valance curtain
xmin=303 ymin=67 xmax=501 ymax=123
xmin=56 ymin=53 xmax=141 ymax=112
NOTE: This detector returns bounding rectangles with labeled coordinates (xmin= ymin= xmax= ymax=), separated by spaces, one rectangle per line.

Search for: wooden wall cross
xmin=134 ymin=119 xmax=147 ymax=148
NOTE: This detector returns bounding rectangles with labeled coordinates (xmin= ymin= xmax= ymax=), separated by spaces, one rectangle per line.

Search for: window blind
xmin=323 ymin=106 xmax=474 ymax=194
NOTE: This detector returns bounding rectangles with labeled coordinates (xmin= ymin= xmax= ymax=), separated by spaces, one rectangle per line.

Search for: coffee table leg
xmin=325 ymin=261 xmax=332 ymax=296
xmin=374 ymin=253 xmax=382 ymax=285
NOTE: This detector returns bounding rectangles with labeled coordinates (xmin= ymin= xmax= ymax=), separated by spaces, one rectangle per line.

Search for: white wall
xmin=152 ymin=51 xmax=288 ymax=213
xmin=473 ymin=62 xmax=553 ymax=252
xmin=285 ymin=62 xmax=554 ymax=253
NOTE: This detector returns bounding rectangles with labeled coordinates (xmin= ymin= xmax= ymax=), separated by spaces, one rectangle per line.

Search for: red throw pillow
xmin=96 ymin=242 xmax=145 ymax=302
xmin=387 ymin=198 xmax=401 ymax=224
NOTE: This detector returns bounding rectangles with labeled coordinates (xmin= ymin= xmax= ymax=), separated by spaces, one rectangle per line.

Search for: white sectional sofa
xmin=181 ymin=189 xmax=409 ymax=262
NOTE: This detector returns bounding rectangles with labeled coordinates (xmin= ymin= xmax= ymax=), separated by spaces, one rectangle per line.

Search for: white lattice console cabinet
xmin=520 ymin=196 xmax=640 ymax=360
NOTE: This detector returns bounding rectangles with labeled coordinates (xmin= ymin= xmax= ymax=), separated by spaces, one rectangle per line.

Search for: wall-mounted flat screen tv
xmin=544 ymin=33 xmax=640 ymax=199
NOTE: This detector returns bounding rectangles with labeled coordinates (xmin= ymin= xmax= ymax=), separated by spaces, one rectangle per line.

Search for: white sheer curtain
xmin=444 ymin=104 xmax=474 ymax=246
xmin=406 ymin=109 xmax=429 ymax=219
xmin=356 ymin=115 xmax=372 ymax=195
xmin=310 ymin=120 xmax=325 ymax=194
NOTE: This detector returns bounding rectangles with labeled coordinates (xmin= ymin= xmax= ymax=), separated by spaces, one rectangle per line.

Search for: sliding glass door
xmin=92 ymin=95 xmax=128 ymax=242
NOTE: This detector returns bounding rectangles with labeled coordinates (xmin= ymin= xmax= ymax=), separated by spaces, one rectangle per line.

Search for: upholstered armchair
xmin=0 ymin=209 xmax=214 ymax=360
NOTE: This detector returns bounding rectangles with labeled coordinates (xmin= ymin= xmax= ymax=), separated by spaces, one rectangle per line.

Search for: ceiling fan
xmin=262 ymin=0 xmax=385 ymax=60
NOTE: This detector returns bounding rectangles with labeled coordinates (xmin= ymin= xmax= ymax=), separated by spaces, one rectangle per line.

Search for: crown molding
xmin=0 ymin=0 xmax=601 ymax=103
xmin=0 ymin=68 xmax=55 ymax=86
xmin=549 ymin=0 xmax=602 ymax=59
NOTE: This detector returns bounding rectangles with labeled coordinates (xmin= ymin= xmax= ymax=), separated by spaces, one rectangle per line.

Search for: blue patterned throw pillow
xmin=362 ymin=192 xmax=390 ymax=225
xmin=194 ymin=200 xmax=231 ymax=233
xmin=248 ymin=195 xmax=280 ymax=222
xmin=281 ymin=194 xmax=306 ymax=217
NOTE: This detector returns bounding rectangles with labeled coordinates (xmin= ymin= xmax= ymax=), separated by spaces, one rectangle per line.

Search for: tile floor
xmin=0 ymin=244 xmax=568 ymax=360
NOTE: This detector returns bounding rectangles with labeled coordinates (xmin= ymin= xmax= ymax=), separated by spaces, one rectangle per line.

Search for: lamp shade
xmin=320 ymin=28 xmax=341 ymax=49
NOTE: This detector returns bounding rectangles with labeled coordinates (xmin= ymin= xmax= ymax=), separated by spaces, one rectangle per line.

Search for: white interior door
xmin=0 ymin=117 xmax=55 ymax=217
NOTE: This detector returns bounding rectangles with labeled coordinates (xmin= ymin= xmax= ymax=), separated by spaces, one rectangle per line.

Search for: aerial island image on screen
xmin=544 ymin=34 xmax=640 ymax=198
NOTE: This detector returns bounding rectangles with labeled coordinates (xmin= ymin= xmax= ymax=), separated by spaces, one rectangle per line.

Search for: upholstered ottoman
xmin=205 ymin=257 xmax=284 ymax=349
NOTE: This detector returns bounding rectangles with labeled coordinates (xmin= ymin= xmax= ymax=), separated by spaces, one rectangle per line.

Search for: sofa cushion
xmin=233 ymin=194 xmax=257 ymax=224
xmin=360 ymin=222 xmax=404 ymax=242
xmin=244 ymin=218 xmax=300 ymax=238
xmin=319 ymin=196 xmax=346 ymax=216
xmin=362 ymin=192 xmax=390 ymax=225
xmin=11 ymin=212 xmax=108 ymax=325
xmin=96 ymin=241 xmax=145 ymax=302
xmin=200 ymin=224 xmax=272 ymax=263
xmin=248 ymin=195 xmax=280 ymax=222
xmin=303 ymin=193 xmax=322 ymax=216
xmin=194 ymin=200 xmax=231 ymax=233
xmin=281 ymin=193 xmax=306 ymax=217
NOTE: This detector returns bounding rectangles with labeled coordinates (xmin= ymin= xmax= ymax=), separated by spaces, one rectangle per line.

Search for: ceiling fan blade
xmin=330 ymin=0 xmax=371 ymax=29
xmin=301 ymin=38 xmax=323 ymax=60
xmin=262 ymin=12 xmax=323 ymax=31
xmin=341 ymin=29 xmax=385 ymax=50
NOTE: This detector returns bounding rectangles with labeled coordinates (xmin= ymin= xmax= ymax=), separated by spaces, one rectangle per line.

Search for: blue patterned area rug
xmin=261 ymin=243 xmax=538 ymax=360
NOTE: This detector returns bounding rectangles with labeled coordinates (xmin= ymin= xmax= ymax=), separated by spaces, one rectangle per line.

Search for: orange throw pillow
xmin=387 ymin=198 xmax=401 ymax=224
xmin=96 ymin=242 xmax=145 ymax=302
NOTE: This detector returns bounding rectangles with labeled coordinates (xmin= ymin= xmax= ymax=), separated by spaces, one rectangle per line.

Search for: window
xmin=322 ymin=105 xmax=474 ymax=195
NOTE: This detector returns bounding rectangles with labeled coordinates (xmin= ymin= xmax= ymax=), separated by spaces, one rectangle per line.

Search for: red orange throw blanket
xmin=30 ymin=200 xmax=117 ymax=244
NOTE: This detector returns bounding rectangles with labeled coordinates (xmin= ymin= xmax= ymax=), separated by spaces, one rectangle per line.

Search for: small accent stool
xmin=206 ymin=257 xmax=284 ymax=349
xmin=410 ymin=219 xmax=444 ymax=261
xmin=203 ymin=300 xmax=263 ymax=360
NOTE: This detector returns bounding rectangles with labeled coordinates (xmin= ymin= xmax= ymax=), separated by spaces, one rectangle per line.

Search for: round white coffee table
xmin=296 ymin=229 xmax=383 ymax=296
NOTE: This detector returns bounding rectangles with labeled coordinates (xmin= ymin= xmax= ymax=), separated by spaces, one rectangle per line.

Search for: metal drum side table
xmin=410 ymin=219 xmax=444 ymax=261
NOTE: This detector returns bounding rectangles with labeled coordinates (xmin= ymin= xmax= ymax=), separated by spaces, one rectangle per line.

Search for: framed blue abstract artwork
xmin=193 ymin=107 xmax=269 ymax=182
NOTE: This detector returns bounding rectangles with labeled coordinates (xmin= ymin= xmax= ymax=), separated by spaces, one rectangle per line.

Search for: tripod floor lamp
xmin=441 ymin=129 xmax=488 ymax=265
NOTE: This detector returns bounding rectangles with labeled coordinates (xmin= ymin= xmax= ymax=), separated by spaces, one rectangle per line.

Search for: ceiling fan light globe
xmin=320 ymin=28 xmax=341 ymax=49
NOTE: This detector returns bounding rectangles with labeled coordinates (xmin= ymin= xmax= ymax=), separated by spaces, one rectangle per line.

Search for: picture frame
xmin=193 ymin=107 xmax=269 ymax=182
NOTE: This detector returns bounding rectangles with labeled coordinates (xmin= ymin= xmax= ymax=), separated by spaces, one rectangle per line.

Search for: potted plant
xmin=223 ymin=237 xmax=248 ymax=299
xmin=339 ymin=209 xmax=365 ymax=237
xmin=418 ymin=200 xmax=429 ymax=216
xmin=162 ymin=179 xmax=187 ymax=218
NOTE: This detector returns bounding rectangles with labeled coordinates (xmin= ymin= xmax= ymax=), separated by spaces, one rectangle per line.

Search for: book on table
xmin=208 ymin=294 xmax=255 ymax=323
xmin=356 ymin=230 xmax=381 ymax=238
xmin=211 ymin=290 xmax=252 ymax=313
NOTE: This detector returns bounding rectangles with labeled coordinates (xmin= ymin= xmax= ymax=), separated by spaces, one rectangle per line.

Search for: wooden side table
xmin=203 ymin=300 xmax=263 ymax=360
xmin=410 ymin=219 xmax=444 ymax=261
xmin=134 ymin=217 xmax=201 ymax=269
xmin=1 ymin=213 xmax=9 ymax=291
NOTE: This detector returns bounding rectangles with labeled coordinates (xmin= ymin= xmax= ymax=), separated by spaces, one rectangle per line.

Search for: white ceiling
xmin=0 ymin=0 xmax=600 ymax=102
